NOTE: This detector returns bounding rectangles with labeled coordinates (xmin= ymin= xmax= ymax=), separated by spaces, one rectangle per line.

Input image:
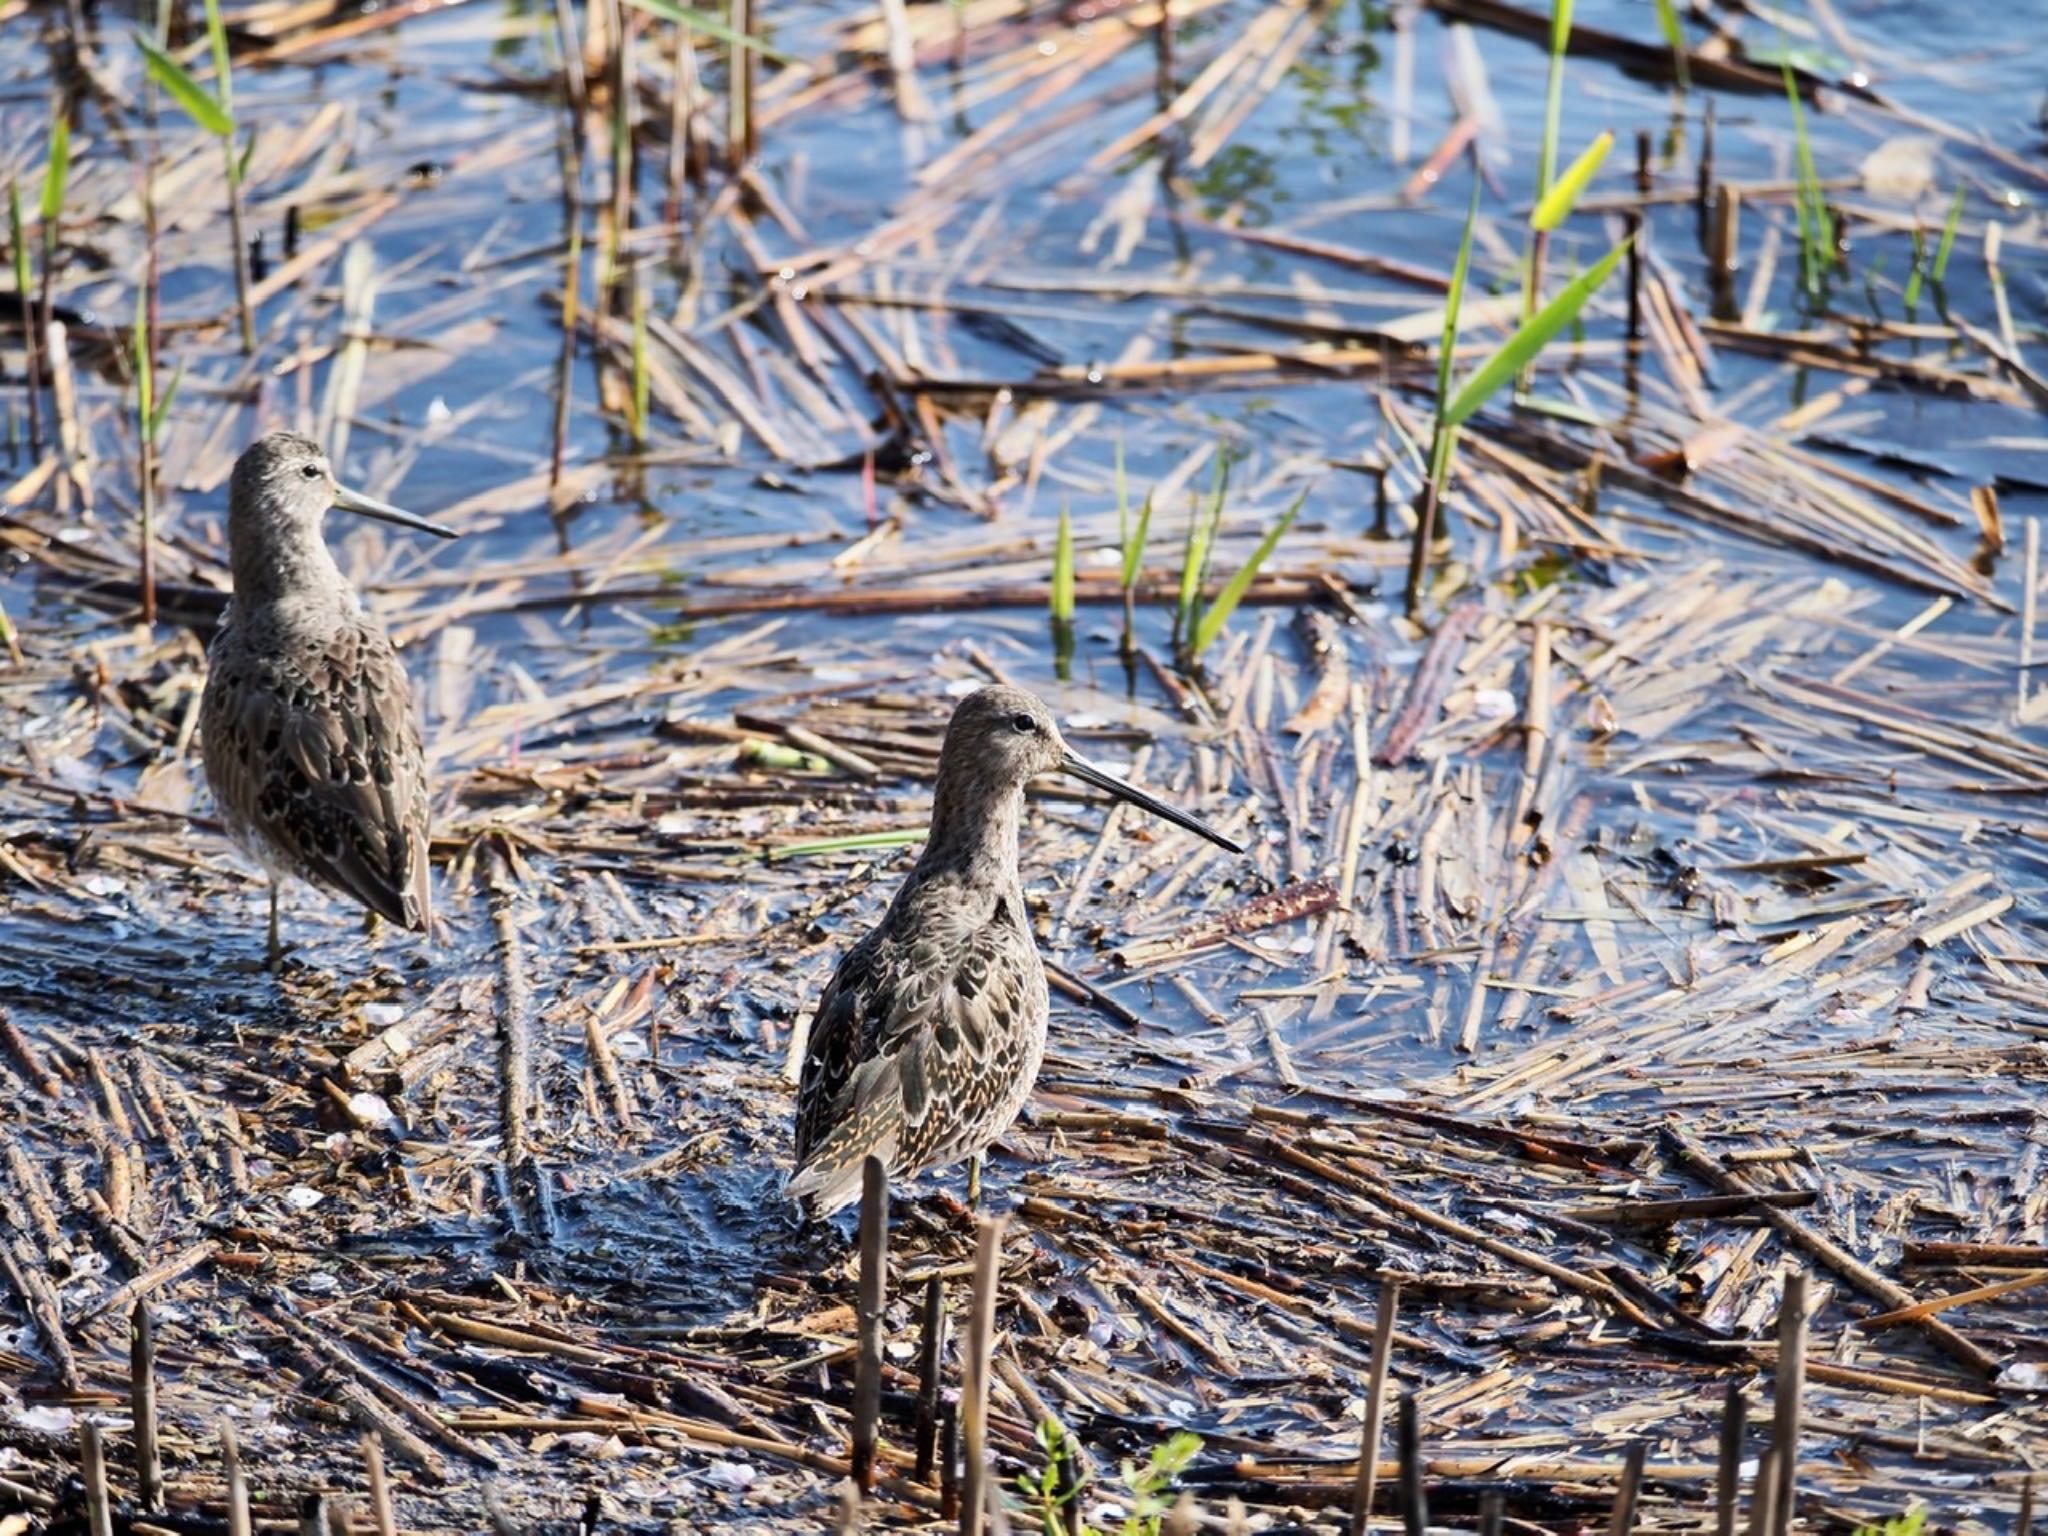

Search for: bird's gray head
xmin=936 ymin=685 xmax=1069 ymax=791
xmin=226 ymin=432 xmax=457 ymax=606
xmin=927 ymin=685 xmax=1244 ymax=865
xmin=229 ymin=432 xmax=342 ymax=544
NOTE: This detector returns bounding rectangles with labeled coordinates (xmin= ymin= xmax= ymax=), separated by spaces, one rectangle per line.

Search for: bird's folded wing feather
xmin=792 ymin=913 xmax=1035 ymax=1176
xmin=206 ymin=622 xmax=430 ymax=928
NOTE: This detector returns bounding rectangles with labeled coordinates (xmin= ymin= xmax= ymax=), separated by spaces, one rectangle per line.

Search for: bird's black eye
xmin=1010 ymin=712 xmax=1037 ymax=734
xmin=300 ymin=463 xmax=323 ymax=480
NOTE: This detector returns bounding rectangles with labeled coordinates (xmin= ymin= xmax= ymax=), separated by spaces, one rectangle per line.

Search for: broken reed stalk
xmin=1715 ymin=1380 xmax=1746 ymax=1536
xmin=1396 ymin=1391 xmax=1425 ymax=1536
xmin=727 ymin=0 xmax=753 ymax=170
xmin=939 ymin=1401 xmax=960 ymax=1522
xmin=1479 ymin=1492 xmax=1504 ymax=1536
xmin=1349 ymin=1280 xmax=1399 ymax=1535
xmin=132 ymin=1302 xmax=162 ymax=1509
xmin=1609 ymin=1442 xmax=1646 ymax=1536
xmin=1745 ymin=1449 xmax=1777 ymax=1536
xmin=914 ymin=1273 xmax=948 ymax=1482
xmin=852 ymin=1155 xmax=889 ymax=1492
xmin=550 ymin=218 xmax=583 ymax=493
xmin=666 ymin=24 xmax=694 ymax=221
xmin=363 ymin=1432 xmax=397 ymax=1536
xmin=959 ymin=1216 xmax=1004 ymax=1536
xmin=609 ymin=0 xmax=635 ymax=274
xmin=223 ymin=143 xmax=255 ymax=351
xmin=80 ymin=1422 xmax=113 ymax=1536
xmin=1770 ymin=1269 xmax=1809 ymax=1536
xmin=1625 ymin=210 xmax=1644 ymax=341
xmin=2018 ymin=1472 xmax=2035 ymax=1536
xmin=223 ymin=1420 xmax=252 ymax=1536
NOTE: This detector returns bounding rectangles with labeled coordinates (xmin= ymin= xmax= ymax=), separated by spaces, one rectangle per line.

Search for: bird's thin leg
xmin=266 ymin=884 xmax=282 ymax=972
xmin=966 ymin=1154 xmax=983 ymax=1210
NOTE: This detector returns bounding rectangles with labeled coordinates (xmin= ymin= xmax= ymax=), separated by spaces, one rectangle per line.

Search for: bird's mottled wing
xmin=792 ymin=925 xmax=891 ymax=1168
xmin=202 ymin=618 xmax=431 ymax=928
xmin=789 ymin=895 xmax=1042 ymax=1211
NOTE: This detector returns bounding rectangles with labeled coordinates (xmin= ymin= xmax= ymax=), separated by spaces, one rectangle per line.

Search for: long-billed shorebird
xmin=788 ymin=684 xmax=1245 ymax=1218
xmin=200 ymin=432 xmax=457 ymax=966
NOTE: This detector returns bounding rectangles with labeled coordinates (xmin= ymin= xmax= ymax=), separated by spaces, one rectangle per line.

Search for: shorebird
xmin=199 ymin=432 xmax=456 ymax=966
xmin=788 ymin=685 xmax=1244 ymax=1218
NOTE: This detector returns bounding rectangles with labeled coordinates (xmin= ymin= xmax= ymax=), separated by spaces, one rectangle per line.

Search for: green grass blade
xmin=1176 ymin=453 xmax=1225 ymax=641
xmin=1126 ymin=490 xmax=1153 ymax=591
xmin=8 ymin=181 xmax=28 ymax=298
xmin=1931 ymin=185 xmax=1965 ymax=285
xmin=1436 ymin=178 xmax=1481 ymax=418
xmin=1902 ymin=225 xmax=1927 ymax=313
xmin=38 ymin=110 xmax=71 ymax=226
xmin=1530 ymin=130 xmax=1611 ymax=231
xmin=769 ymin=828 xmax=925 ymax=860
xmin=1536 ymin=0 xmax=1572 ymax=200
xmin=138 ymin=34 xmax=233 ymax=137
xmin=1651 ymin=0 xmax=1690 ymax=89
xmin=152 ymin=358 xmax=185 ymax=437
xmin=1113 ymin=434 xmax=1134 ymax=585
xmin=1444 ymin=235 xmax=1629 ymax=426
xmin=203 ymin=0 xmax=233 ymax=113
xmin=1051 ymin=499 xmax=1075 ymax=623
xmin=1781 ymin=58 xmax=1830 ymax=294
xmin=132 ymin=286 xmax=152 ymax=430
xmin=1191 ymin=488 xmax=1304 ymax=659
xmin=619 ymin=0 xmax=795 ymax=62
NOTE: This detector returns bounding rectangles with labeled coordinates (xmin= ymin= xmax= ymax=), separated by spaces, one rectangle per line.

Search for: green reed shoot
xmin=1445 ymin=238 xmax=1629 ymax=427
xmin=1518 ymin=0 xmax=1574 ymax=385
xmin=1407 ymin=178 xmax=1478 ymax=612
xmin=769 ymin=827 xmax=925 ymax=860
xmin=8 ymin=178 xmax=41 ymax=451
xmin=1930 ymin=184 xmax=1966 ymax=287
xmin=36 ymin=108 xmax=70 ymax=413
xmin=1410 ymin=178 xmax=1627 ymax=611
xmin=1781 ymin=60 xmax=1832 ymax=299
xmin=1116 ymin=1430 xmax=1202 ymax=1536
xmin=1901 ymin=226 xmax=1927 ymax=315
xmin=1188 ymin=487 xmax=1303 ymax=661
xmin=1651 ymin=0 xmax=1690 ymax=90
xmin=1534 ymin=0 xmax=1571 ymax=211
xmin=1114 ymin=435 xmax=1152 ymax=655
xmin=1174 ymin=450 xmax=1228 ymax=652
xmin=1016 ymin=1418 xmax=1088 ymax=1536
xmin=1531 ymin=131 xmax=1611 ymax=233
xmin=1050 ymin=498 xmax=1075 ymax=625
xmin=140 ymin=0 xmax=257 ymax=351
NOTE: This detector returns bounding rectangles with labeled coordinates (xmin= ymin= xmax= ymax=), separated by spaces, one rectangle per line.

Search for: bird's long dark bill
xmin=1059 ymin=752 xmax=1245 ymax=853
xmin=333 ymin=483 xmax=459 ymax=540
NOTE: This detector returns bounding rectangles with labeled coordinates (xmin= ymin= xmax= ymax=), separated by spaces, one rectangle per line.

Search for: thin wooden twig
xmin=852 ymin=1155 xmax=889 ymax=1492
